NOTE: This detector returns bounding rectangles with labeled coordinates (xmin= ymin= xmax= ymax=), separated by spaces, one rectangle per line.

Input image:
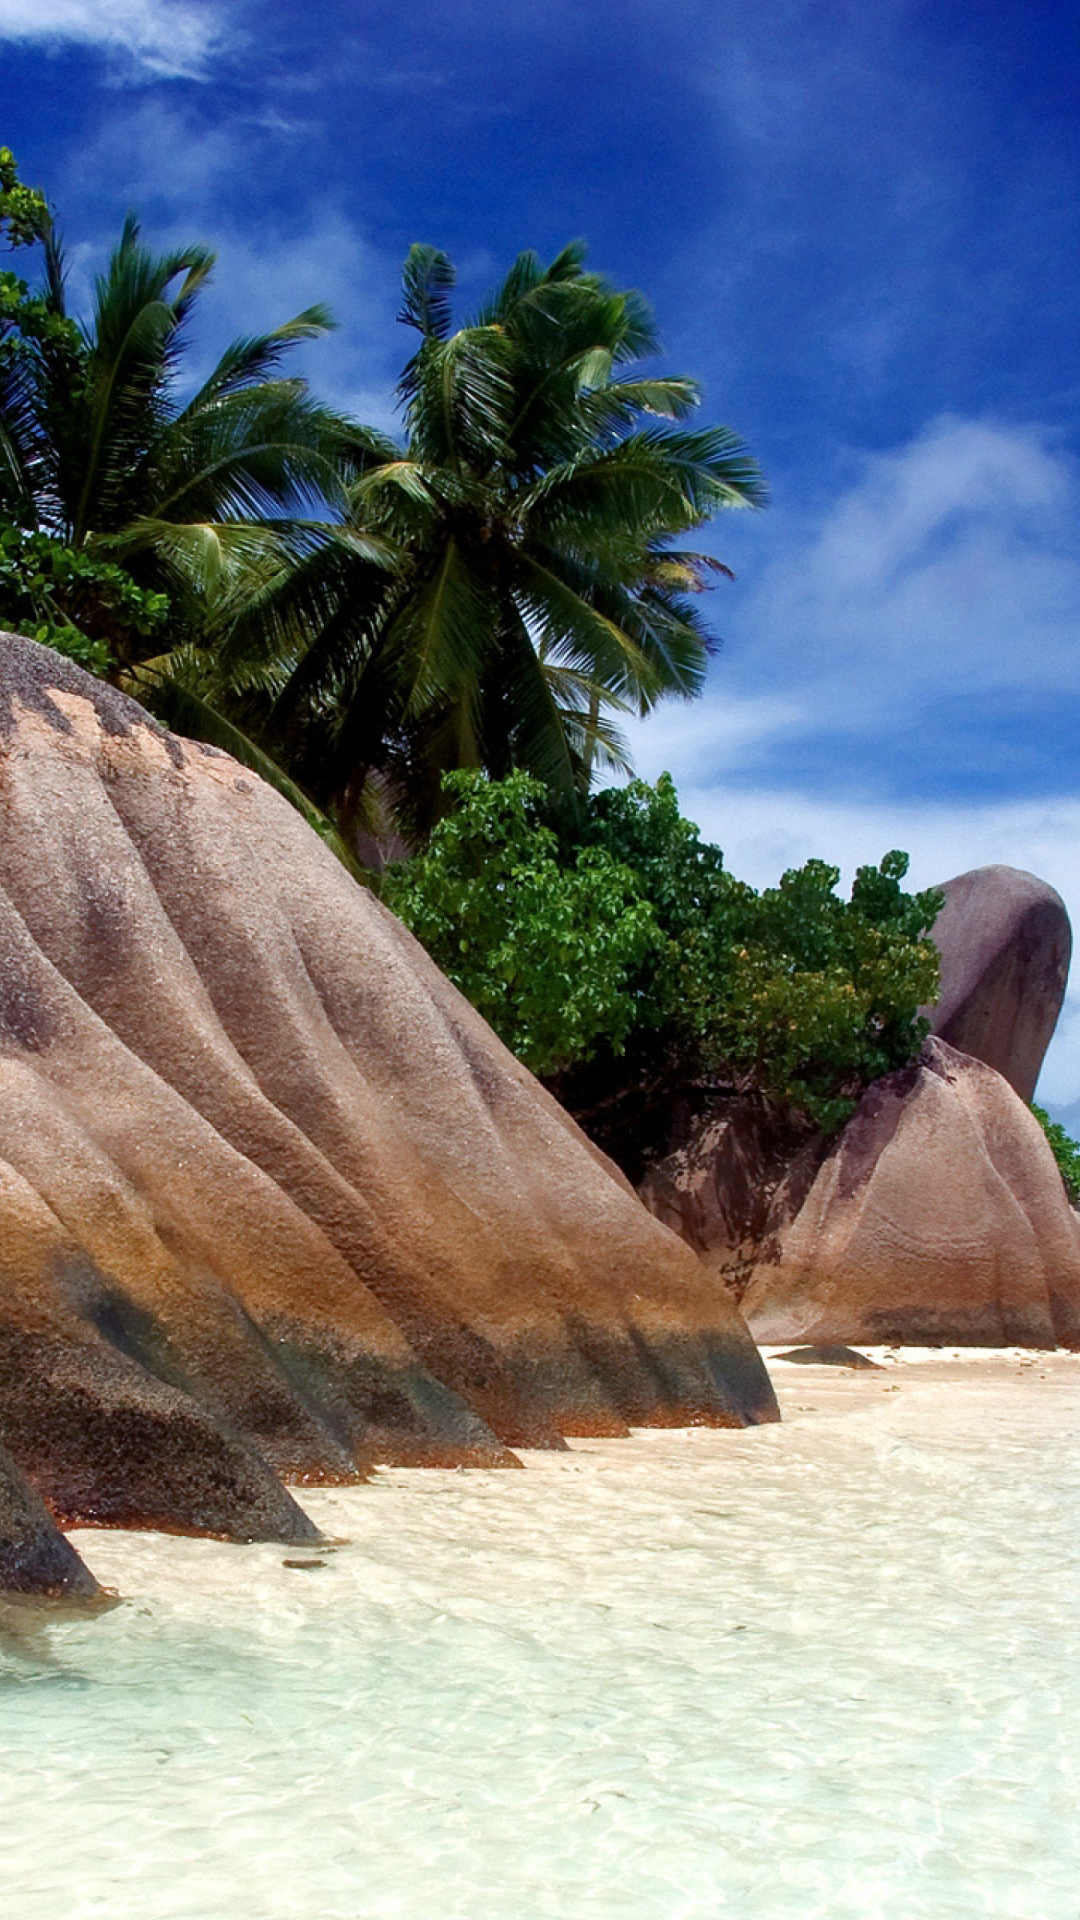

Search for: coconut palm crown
xmin=0 ymin=212 xmax=391 ymax=674
xmin=226 ymin=241 xmax=766 ymax=837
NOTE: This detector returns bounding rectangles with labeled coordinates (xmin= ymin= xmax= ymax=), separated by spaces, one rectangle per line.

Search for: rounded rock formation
xmin=927 ymin=864 xmax=1071 ymax=1101
xmin=740 ymin=1038 xmax=1080 ymax=1349
xmin=0 ymin=633 xmax=777 ymax=1587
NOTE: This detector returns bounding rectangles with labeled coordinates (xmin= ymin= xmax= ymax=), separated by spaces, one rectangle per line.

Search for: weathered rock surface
xmin=0 ymin=1440 xmax=98 ymax=1599
xmin=639 ymin=1098 xmax=828 ymax=1298
xmin=0 ymin=632 xmax=777 ymax=1585
xmin=740 ymin=1039 xmax=1080 ymax=1348
xmin=927 ymin=864 xmax=1071 ymax=1100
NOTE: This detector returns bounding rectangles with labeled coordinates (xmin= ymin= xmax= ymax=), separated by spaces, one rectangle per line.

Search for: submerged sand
xmin=2 ymin=1351 xmax=1078 ymax=1919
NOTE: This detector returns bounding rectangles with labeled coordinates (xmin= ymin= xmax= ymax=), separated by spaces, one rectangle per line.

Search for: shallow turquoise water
xmin=1 ymin=1357 xmax=1078 ymax=1920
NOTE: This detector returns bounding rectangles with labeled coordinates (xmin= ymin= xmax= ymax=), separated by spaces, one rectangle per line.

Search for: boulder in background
xmin=927 ymin=864 xmax=1071 ymax=1101
xmin=741 ymin=1038 xmax=1080 ymax=1349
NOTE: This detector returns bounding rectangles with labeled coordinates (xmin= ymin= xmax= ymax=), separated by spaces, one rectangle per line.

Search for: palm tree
xmin=0 ymin=213 xmax=394 ymax=806
xmin=220 ymin=241 xmax=766 ymax=839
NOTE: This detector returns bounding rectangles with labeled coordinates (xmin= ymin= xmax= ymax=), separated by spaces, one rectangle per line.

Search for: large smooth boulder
xmin=927 ymin=865 xmax=1071 ymax=1100
xmin=0 ymin=633 xmax=776 ymax=1584
xmin=740 ymin=1039 xmax=1080 ymax=1348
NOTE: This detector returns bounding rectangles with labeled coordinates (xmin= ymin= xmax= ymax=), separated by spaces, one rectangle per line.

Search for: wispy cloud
xmin=743 ymin=416 xmax=1080 ymax=712
xmin=627 ymin=415 xmax=1080 ymax=804
xmin=63 ymin=100 xmax=403 ymax=431
xmin=0 ymin=0 xmax=227 ymax=78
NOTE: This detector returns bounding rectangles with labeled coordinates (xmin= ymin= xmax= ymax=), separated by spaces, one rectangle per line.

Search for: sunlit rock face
xmin=740 ymin=1039 xmax=1080 ymax=1349
xmin=0 ymin=633 xmax=776 ymax=1585
xmin=927 ymin=864 xmax=1071 ymax=1102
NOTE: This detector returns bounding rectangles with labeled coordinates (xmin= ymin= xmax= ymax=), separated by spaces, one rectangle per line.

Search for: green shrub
xmin=0 ymin=526 xmax=170 ymax=674
xmin=384 ymin=771 xmax=657 ymax=1076
xmin=385 ymin=771 xmax=943 ymax=1161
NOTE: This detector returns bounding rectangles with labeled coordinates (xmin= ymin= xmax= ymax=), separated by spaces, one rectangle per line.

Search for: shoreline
xmin=5 ymin=1346 xmax=1078 ymax=1920
xmin=52 ymin=1345 xmax=1080 ymax=1572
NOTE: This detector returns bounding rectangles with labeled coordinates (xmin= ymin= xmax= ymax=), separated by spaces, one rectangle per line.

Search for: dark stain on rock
xmin=0 ymin=631 xmax=183 ymax=766
xmin=448 ymin=1015 xmax=508 ymax=1110
xmin=834 ymin=1058 xmax=922 ymax=1204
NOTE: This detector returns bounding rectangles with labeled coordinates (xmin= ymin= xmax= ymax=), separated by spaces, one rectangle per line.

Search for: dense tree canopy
xmin=386 ymin=771 xmax=944 ymax=1168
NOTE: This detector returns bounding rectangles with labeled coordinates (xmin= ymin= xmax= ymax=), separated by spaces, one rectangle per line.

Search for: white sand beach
xmin=2 ymin=1350 xmax=1078 ymax=1920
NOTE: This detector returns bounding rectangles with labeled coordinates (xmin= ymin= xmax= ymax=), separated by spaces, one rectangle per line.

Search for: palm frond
xmin=486 ymin=613 xmax=583 ymax=801
xmin=144 ymin=386 xmax=353 ymax=521
xmin=185 ymin=306 xmax=336 ymax=409
xmin=398 ymin=244 xmax=456 ymax=340
xmin=402 ymin=326 xmax=516 ymax=467
xmin=514 ymin=552 xmax=667 ymax=705
xmin=396 ymin=538 xmax=497 ymax=718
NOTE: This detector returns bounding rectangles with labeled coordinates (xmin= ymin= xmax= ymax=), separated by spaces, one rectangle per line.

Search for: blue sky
xmin=4 ymin=0 xmax=1080 ymax=1114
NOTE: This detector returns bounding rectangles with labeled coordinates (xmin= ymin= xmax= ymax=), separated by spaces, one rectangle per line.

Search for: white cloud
xmin=622 ymin=414 xmax=1080 ymax=813
xmin=621 ymin=691 xmax=805 ymax=787
xmin=622 ymin=414 xmax=1080 ymax=816
xmin=0 ymin=0 xmax=226 ymax=77
xmin=739 ymin=415 xmax=1080 ymax=717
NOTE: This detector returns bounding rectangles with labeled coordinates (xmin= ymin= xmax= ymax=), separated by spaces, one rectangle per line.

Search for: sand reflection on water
xmin=1 ymin=1352 xmax=1077 ymax=1919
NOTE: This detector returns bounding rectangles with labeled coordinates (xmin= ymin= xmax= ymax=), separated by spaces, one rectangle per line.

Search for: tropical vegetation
xmin=0 ymin=146 xmax=390 ymax=832
xmin=386 ymin=771 xmax=944 ymax=1168
xmin=3 ymin=145 xmax=948 ymax=1155
xmin=1 ymin=148 xmax=763 ymax=845
xmin=222 ymin=241 xmax=765 ymax=839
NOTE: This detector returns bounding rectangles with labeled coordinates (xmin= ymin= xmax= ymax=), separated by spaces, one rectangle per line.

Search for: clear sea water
xmin=1 ymin=1354 xmax=1077 ymax=1920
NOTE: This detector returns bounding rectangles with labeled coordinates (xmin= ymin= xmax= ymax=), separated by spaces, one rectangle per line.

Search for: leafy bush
xmin=0 ymin=525 xmax=170 ymax=674
xmin=384 ymin=771 xmax=657 ymax=1074
xmin=0 ymin=145 xmax=50 ymax=249
xmin=1030 ymin=1104 xmax=1080 ymax=1204
xmin=385 ymin=771 xmax=944 ymax=1163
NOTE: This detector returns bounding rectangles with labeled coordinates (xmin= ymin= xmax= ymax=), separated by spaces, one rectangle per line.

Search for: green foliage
xmin=229 ymin=241 xmax=765 ymax=836
xmin=0 ymin=148 xmax=370 ymax=701
xmin=1030 ymin=1104 xmax=1080 ymax=1204
xmin=387 ymin=771 xmax=943 ymax=1144
xmin=0 ymin=144 xmax=385 ymax=824
xmin=0 ymin=147 xmax=49 ymax=250
xmin=578 ymin=777 xmax=942 ymax=1132
xmin=383 ymin=771 xmax=657 ymax=1074
xmin=0 ymin=523 xmax=169 ymax=671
